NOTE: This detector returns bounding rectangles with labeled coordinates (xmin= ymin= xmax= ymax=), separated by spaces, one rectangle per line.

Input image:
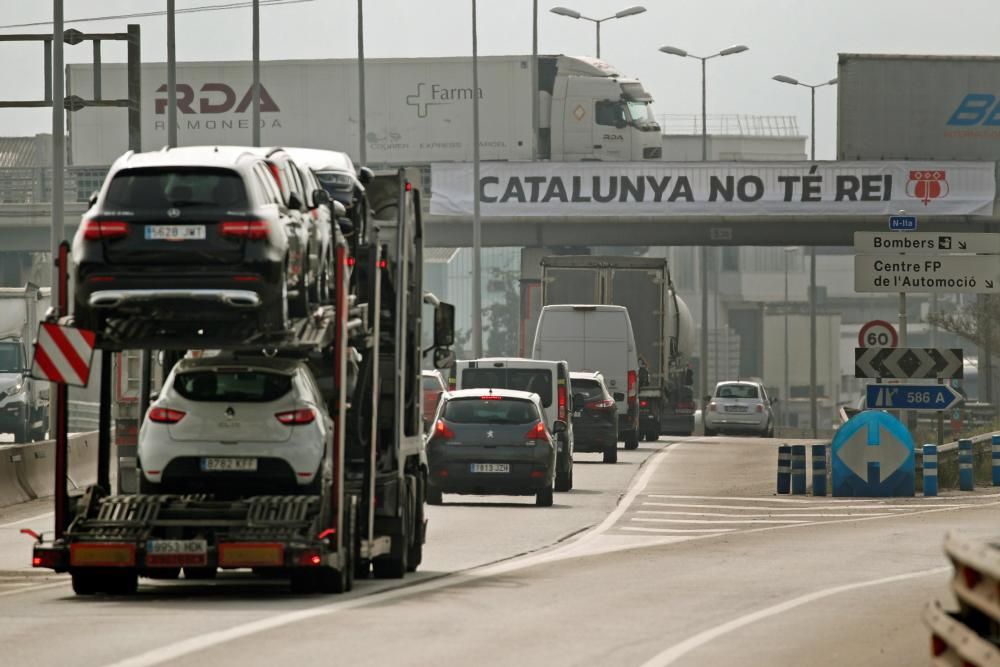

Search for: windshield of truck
xmin=0 ymin=342 xmax=23 ymax=372
xmin=105 ymin=168 xmax=248 ymax=209
xmin=461 ymin=368 xmax=553 ymax=407
xmin=626 ymin=100 xmax=659 ymax=130
xmin=443 ymin=397 xmax=539 ymax=425
xmin=173 ymin=369 xmax=292 ymax=402
xmin=715 ymin=383 xmax=759 ymax=399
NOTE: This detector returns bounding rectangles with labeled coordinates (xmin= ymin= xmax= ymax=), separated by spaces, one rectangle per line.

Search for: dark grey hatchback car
xmin=425 ymin=389 xmax=564 ymax=507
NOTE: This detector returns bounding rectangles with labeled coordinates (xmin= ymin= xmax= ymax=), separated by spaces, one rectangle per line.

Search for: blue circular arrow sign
xmin=832 ymin=411 xmax=915 ymax=497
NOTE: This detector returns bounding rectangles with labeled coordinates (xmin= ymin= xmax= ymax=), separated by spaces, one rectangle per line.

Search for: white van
xmin=449 ymin=358 xmax=575 ymax=492
xmin=531 ymin=305 xmax=640 ymax=450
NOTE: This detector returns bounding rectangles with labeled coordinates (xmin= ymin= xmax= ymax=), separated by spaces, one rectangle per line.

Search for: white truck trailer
xmin=67 ymin=55 xmax=662 ymax=166
xmin=0 ymin=285 xmax=51 ymax=442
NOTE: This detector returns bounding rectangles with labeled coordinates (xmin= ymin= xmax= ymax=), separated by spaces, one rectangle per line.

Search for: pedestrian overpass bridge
xmin=1 ymin=160 xmax=998 ymax=253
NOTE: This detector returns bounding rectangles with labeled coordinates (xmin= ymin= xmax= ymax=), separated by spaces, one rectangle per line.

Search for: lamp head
xmin=615 ymin=5 xmax=646 ymax=18
xmin=658 ymin=45 xmax=688 ymax=58
xmin=719 ymin=44 xmax=749 ymax=57
xmin=772 ymin=74 xmax=799 ymax=86
xmin=550 ymin=6 xmax=582 ymax=19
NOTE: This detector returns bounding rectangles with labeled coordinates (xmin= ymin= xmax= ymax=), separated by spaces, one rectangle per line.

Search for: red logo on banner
xmin=906 ymin=170 xmax=950 ymax=206
xmin=30 ymin=323 xmax=97 ymax=387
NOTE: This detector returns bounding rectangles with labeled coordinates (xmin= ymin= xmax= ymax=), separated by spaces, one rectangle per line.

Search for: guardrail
xmin=924 ymin=532 xmax=1000 ymax=665
xmin=0 ymin=431 xmax=98 ymax=507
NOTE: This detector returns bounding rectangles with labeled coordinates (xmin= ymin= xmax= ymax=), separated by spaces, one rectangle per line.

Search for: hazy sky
xmin=1 ymin=0 xmax=997 ymax=160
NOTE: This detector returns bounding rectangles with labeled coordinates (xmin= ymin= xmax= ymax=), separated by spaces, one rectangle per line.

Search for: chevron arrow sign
xmin=854 ymin=347 xmax=963 ymax=379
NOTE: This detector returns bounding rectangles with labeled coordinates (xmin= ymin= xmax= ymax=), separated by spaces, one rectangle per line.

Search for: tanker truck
xmin=538 ymin=256 xmax=696 ymax=438
xmin=67 ymin=55 xmax=662 ymax=166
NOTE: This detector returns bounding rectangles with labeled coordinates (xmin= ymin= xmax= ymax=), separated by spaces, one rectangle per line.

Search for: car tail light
xmin=586 ymin=398 xmax=615 ymax=409
xmin=275 ymin=408 xmax=316 ymax=425
xmin=558 ymin=385 xmax=567 ymax=421
xmin=220 ymin=220 xmax=269 ymax=240
xmin=266 ymin=161 xmax=283 ymax=191
xmin=479 ymin=395 xmax=502 ymax=400
xmin=627 ymin=371 xmax=637 ymax=404
xmin=639 ymin=399 xmax=649 ymax=408
xmin=430 ymin=419 xmax=455 ymax=442
xmin=524 ymin=421 xmax=547 ymax=445
xmin=678 ymin=401 xmax=696 ymax=411
xmin=931 ymin=634 xmax=947 ymax=657
xmin=756 ymin=404 xmax=764 ymax=413
xmin=148 ymin=407 xmax=185 ymax=424
xmin=708 ymin=402 xmax=718 ymax=412
xmin=82 ymin=219 xmax=129 ymax=240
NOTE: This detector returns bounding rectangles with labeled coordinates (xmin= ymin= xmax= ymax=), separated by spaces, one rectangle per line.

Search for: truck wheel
xmin=554 ymin=458 xmax=572 ymax=492
xmin=536 ymin=484 xmax=554 ymax=507
xmin=704 ymin=428 xmax=716 ymax=437
xmin=406 ymin=481 xmax=424 ymax=572
xmin=372 ymin=518 xmax=408 ymax=579
xmin=105 ymin=570 xmax=139 ymax=595
xmin=426 ymin=486 xmax=443 ymax=505
xmin=603 ymin=445 xmax=618 ymax=464
xmin=289 ymin=570 xmax=317 ymax=594
xmin=624 ymin=432 xmax=639 ymax=450
xmin=71 ymin=571 xmax=103 ymax=595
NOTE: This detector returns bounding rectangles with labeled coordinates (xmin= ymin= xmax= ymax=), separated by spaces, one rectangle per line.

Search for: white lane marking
xmin=631 ymin=517 xmax=809 ymax=525
xmin=102 ymin=445 xmax=679 ymax=667
xmin=0 ymin=511 xmax=55 ymax=529
xmin=635 ymin=510 xmax=896 ymax=519
xmin=648 ymin=493 xmax=991 ymax=503
xmin=620 ymin=527 xmax=736 ymax=534
xmin=641 ymin=501 xmax=959 ymax=511
xmin=638 ymin=566 xmax=950 ymax=667
xmin=0 ymin=581 xmax=67 ymax=598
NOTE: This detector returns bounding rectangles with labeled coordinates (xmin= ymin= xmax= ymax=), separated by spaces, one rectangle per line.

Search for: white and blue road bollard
xmin=923 ymin=444 xmax=938 ymax=497
xmin=811 ymin=444 xmax=827 ymax=496
xmin=791 ymin=445 xmax=807 ymax=495
xmin=959 ymin=438 xmax=974 ymax=491
xmin=992 ymin=435 xmax=1000 ymax=487
xmin=777 ymin=444 xmax=791 ymax=494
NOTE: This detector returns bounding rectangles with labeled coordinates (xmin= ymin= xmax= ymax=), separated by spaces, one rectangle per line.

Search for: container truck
xmin=30 ymin=169 xmax=456 ymax=595
xmin=538 ymin=256 xmax=696 ymax=439
xmin=67 ymin=56 xmax=662 ymax=166
xmin=0 ymin=284 xmax=51 ymax=442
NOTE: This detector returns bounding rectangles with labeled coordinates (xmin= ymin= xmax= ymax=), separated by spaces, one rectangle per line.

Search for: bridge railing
xmin=0 ymin=166 xmax=109 ymax=205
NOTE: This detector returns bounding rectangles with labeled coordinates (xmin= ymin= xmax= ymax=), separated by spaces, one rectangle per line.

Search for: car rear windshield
xmin=716 ymin=383 xmax=759 ymax=399
xmin=105 ymin=168 xmax=248 ymax=209
xmin=173 ymin=369 xmax=292 ymax=402
xmin=422 ymin=376 xmax=443 ymax=392
xmin=443 ymin=398 xmax=539 ymax=424
xmin=571 ymin=379 xmax=605 ymax=401
xmin=461 ymin=369 xmax=552 ymax=407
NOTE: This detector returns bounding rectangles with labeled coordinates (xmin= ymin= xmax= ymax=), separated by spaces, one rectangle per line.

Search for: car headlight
xmin=6 ymin=380 xmax=23 ymax=396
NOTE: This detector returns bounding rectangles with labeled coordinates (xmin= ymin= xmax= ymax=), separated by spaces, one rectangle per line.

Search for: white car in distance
xmin=138 ymin=356 xmax=332 ymax=496
xmin=703 ymin=380 xmax=776 ymax=438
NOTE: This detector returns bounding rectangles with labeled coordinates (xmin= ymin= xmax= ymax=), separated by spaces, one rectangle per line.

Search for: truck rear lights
xmin=558 ymin=385 xmax=567 ymax=421
xmin=586 ymin=398 xmax=615 ymax=409
xmin=219 ymin=542 xmax=284 ymax=568
xmin=82 ymin=220 xmax=129 ymax=240
xmin=32 ymin=547 xmax=65 ymax=570
xmin=275 ymin=408 xmax=316 ymax=425
xmin=232 ymin=275 xmax=260 ymax=282
xmin=530 ymin=469 xmax=546 ymax=479
xmin=69 ymin=543 xmax=136 ymax=567
xmin=524 ymin=421 xmax=547 ymax=444
xmin=297 ymin=551 xmax=322 ymax=566
xmin=148 ymin=407 xmax=186 ymax=424
xmin=432 ymin=419 xmax=455 ymax=440
xmin=220 ymin=220 xmax=269 ymax=240
xmin=627 ymin=371 xmax=637 ymax=404
xmin=639 ymin=400 xmax=649 ymax=408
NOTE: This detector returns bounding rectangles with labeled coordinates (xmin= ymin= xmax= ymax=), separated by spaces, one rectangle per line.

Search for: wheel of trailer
xmin=624 ymin=432 xmax=639 ymax=450
xmin=406 ymin=480 xmax=424 ymax=572
xmin=426 ymin=485 xmax=443 ymax=505
xmin=372 ymin=518 xmax=408 ymax=579
xmin=554 ymin=456 xmax=572 ymax=492
xmin=536 ymin=484 xmax=554 ymax=507
xmin=105 ymin=570 xmax=139 ymax=595
xmin=603 ymin=444 xmax=618 ymax=464
xmin=183 ymin=567 xmax=217 ymax=580
xmin=71 ymin=571 xmax=103 ymax=595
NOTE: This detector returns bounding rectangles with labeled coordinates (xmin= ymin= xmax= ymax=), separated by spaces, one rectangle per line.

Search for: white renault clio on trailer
xmin=532 ymin=304 xmax=640 ymax=449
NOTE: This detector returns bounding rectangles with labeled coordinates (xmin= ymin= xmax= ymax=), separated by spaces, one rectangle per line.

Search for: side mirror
xmin=551 ymin=419 xmax=567 ymax=434
xmin=358 ymin=166 xmax=374 ymax=185
xmin=613 ymin=392 xmax=625 ymax=402
xmin=433 ymin=347 xmax=455 ymax=370
xmin=332 ymin=200 xmax=347 ymax=217
xmin=149 ymin=391 xmax=159 ymax=401
xmin=87 ymin=191 xmax=99 ymax=207
xmin=287 ymin=191 xmax=304 ymax=210
xmin=312 ymin=188 xmax=331 ymax=207
xmin=434 ymin=302 xmax=456 ymax=347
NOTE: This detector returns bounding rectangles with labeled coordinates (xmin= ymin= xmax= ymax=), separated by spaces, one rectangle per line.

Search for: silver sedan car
xmin=703 ymin=380 xmax=776 ymax=437
xmin=138 ymin=356 xmax=332 ymax=496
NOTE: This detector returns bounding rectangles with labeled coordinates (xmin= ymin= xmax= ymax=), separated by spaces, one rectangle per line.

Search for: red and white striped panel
xmin=30 ymin=323 xmax=97 ymax=387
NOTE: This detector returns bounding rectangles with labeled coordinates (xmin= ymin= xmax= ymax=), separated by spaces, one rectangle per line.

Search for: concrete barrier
xmin=0 ymin=431 xmax=99 ymax=508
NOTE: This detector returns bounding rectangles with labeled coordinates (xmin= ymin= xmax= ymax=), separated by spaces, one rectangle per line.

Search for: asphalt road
xmin=0 ymin=435 xmax=996 ymax=667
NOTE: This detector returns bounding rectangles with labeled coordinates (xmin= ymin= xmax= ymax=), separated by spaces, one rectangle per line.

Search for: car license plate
xmin=470 ymin=463 xmax=509 ymax=473
xmin=201 ymin=457 xmax=257 ymax=472
xmin=145 ymin=224 xmax=206 ymax=241
xmin=726 ymin=406 xmax=748 ymax=413
xmin=146 ymin=539 xmax=207 ymax=567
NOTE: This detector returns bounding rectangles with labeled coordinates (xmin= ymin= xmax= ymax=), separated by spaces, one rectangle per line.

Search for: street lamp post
xmin=659 ymin=44 xmax=749 ymax=418
xmin=550 ymin=5 xmax=646 ymax=59
xmin=471 ymin=0 xmax=482 ymax=357
xmin=772 ymin=74 xmax=837 ymax=438
xmin=783 ymin=246 xmax=796 ymax=427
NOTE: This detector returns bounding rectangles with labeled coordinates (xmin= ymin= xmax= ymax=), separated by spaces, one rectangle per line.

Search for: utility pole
xmin=357 ymin=0 xmax=367 ymax=165
xmin=166 ymin=0 xmax=177 ymax=147
xmin=251 ymin=0 xmax=260 ymax=147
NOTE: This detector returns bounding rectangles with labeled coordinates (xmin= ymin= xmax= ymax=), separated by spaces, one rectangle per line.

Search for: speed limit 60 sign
xmin=858 ymin=320 xmax=898 ymax=348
